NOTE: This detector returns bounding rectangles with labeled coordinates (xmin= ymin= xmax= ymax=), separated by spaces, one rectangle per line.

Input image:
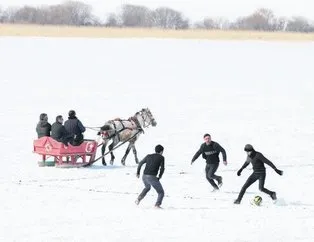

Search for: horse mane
xmin=100 ymin=124 xmax=111 ymax=131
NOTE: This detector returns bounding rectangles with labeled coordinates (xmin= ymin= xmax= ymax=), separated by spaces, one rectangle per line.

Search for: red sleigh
xmin=33 ymin=137 xmax=98 ymax=168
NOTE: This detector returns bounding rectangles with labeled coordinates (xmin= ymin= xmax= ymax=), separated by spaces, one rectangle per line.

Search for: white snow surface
xmin=0 ymin=37 xmax=314 ymax=241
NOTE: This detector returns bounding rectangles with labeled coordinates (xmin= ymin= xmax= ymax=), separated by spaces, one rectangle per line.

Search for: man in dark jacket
xmin=191 ymin=133 xmax=227 ymax=191
xmin=234 ymin=144 xmax=283 ymax=204
xmin=51 ymin=115 xmax=71 ymax=146
xmin=36 ymin=113 xmax=51 ymax=138
xmin=64 ymin=110 xmax=86 ymax=146
xmin=135 ymin=144 xmax=165 ymax=208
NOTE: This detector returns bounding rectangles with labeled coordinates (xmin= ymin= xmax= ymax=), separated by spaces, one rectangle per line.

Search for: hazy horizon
xmin=1 ymin=0 xmax=314 ymax=22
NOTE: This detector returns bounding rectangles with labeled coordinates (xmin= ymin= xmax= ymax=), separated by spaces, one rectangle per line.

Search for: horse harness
xmin=100 ymin=116 xmax=143 ymax=142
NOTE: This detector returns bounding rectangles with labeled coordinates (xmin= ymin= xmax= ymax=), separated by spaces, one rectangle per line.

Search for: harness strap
xmin=99 ymin=117 xmax=143 ymax=142
xmin=129 ymin=116 xmax=144 ymax=134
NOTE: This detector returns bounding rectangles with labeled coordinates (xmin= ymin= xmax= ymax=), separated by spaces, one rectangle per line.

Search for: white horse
xmin=99 ymin=108 xmax=157 ymax=166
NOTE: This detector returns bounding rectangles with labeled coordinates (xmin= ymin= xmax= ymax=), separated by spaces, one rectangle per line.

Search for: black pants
xmin=236 ymin=171 xmax=274 ymax=201
xmin=70 ymin=134 xmax=84 ymax=146
xmin=205 ymin=163 xmax=221 ymax=190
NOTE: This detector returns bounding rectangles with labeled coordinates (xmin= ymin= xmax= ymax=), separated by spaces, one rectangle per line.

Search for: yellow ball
xmin=253 ymin=196 xmax=262 ymax=206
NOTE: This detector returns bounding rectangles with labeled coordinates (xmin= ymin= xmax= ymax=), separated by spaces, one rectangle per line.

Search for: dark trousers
xmin=138 ymin=175 xmax=164 ymax=206
xmin=205 ymin=163 xmax=221 ymax=190
xmin=59 ymin=135 xmax=72 ymax=146
xmin=236 ymin=171 xmax=274 ymax=201
xmin=70 ymin=134 xmax=84 ymax=146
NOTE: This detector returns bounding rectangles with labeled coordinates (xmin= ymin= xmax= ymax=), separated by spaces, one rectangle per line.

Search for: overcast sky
xmin=1 ymin=0 xmax=313 ymax=21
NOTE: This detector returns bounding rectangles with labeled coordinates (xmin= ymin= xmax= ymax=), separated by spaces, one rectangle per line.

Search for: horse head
xmin=136 ymin=108 xmax=157 ymax=128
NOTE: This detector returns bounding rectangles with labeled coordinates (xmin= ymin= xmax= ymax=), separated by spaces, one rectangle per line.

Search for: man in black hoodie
xmin=191 ymin=134 xmax=227 ymax=191
xmin=36 ymin=113 xmax=51 ymax=138
xmin=51 ymin=115 xmax=71 ymax=146
xmin=135 ymin=145 xmax=165 ymax=208
xmin=64 ymin=110 xmax=86 ymax=146
xmin=234 ymin=144 xmax=283 ymax=204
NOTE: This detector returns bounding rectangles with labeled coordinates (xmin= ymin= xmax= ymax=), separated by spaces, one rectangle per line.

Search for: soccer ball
xmin=253 ymin=195 xmax=263 ymax=206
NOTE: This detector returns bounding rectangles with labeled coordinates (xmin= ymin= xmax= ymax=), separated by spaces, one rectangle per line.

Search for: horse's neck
xmin=134 ymin=115 xmax=145 ymax=128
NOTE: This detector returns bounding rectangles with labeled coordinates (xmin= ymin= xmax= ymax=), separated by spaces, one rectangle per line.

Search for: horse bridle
xmin=138 ymin=109 xmax=154 ymax=128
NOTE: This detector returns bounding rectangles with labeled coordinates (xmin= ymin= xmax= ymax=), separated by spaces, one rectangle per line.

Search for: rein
xmin=86 ymin=109 xmax=153 ymax=139
xmin=86 ymin=126 xmax=102 ymax=131
xmin=83 ymin=129 xmax=143 ymax=167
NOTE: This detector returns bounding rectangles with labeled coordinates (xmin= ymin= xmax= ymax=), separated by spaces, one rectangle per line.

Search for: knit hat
xmin=68 ymin=110 xmax=76 ymax=118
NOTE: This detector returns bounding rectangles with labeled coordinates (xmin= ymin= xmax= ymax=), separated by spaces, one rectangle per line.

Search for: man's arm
xmin=215 ymin=142 xmax=227 ymax=164
xmin=191 ymin=144 xmax=204 ymax=164
xmin=136 ymin=155 xmax=148 ymax=177
xmin=260 ymin=153 xmax=283 ymax=175
xmin=158 ymin=157 xmax=165 ymax=179
xmin=78 ymin=120 xmax=86 ymax=133
xmin=237 ymin=158 xmax=250 ymax=176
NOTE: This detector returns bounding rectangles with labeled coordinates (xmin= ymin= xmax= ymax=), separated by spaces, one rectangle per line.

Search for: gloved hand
xmin=237 ymin=169 xmax=242 ymax=176
xmin=275 ymin=169 xmax=283 ymax=175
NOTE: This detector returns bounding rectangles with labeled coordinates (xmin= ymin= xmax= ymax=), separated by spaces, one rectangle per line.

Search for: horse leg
xmin=131 ymin=142 xmax=139 ymax=164
xmin=101 ymin=143 xmax=107 ymax=166
xmin=108 ymin=142 xmax=116 ymax=165
xmin=121 ymin=142 xmax=132 ymax=166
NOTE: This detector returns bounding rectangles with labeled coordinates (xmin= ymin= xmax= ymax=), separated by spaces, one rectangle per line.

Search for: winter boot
xmin=217 ymin=176 xmax=223 ymax=187
xmin=234 ymin=199 xmax=241 ymax=204
xmin=270 ymin=192 xmax=277 ymax=200
xmin=211 ymin=188 xmax=219 ymax=192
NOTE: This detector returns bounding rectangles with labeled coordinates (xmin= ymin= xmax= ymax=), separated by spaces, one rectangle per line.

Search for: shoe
xmin=154 ymin=205 xmax=163 ymax=209
xmin=135 ymin=199 xmax=140 ymax=205
xmin=270 ymin=192 xmax=277 ymax=200
xmin=211 ymin=188 xmax=219 ymax=192
xmin=217 ymin=177 xmax=223 ymax=187
xmin=234 ymin=199 xmax=241 ymax=204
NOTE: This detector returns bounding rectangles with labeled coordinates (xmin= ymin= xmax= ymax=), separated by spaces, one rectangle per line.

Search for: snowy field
xmin=0 ymin=37 xmax=314 ymax=241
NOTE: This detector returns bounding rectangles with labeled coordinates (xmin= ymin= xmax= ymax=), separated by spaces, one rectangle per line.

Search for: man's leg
xmin=258 ymin=172 xmax=276 ymax=200
xmin=150 ymin=177 xmax=164 ymax=207
xmin=208 ymin=163 xmax=223 ymax=187
xmin=205 ymin=164 xmax=219 ymax=190
xmin=136 ymin=175 xmax=151 ymax=204
xmin=234 ymin=173 xmax=259 ymax=203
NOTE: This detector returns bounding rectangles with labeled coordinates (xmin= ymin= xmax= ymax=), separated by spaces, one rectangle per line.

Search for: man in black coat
xmin=135 ymin=145 xmax=165 ymax=208
xmin=64 ymin=110 xmax=86 ymax=146
xmin=191 ymin=133 xmax=227 ymax=191
xmin=234 ymin=144 xmax=283 ymax=204
xmin=36 ymin=113 xmax=51 ymax=138
xmin=51 ymin=115 xmax=71 ymax=146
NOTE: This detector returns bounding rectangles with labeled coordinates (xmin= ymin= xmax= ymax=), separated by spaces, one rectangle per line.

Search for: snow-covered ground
xmin=1 ymin=37 xmax=314 ymax=241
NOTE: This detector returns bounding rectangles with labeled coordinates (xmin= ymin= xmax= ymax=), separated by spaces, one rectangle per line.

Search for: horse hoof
xmin=110 ymin=160 xmax=114 ymax=165
xmin=102 ymin=161 xmax=107 ymax=166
